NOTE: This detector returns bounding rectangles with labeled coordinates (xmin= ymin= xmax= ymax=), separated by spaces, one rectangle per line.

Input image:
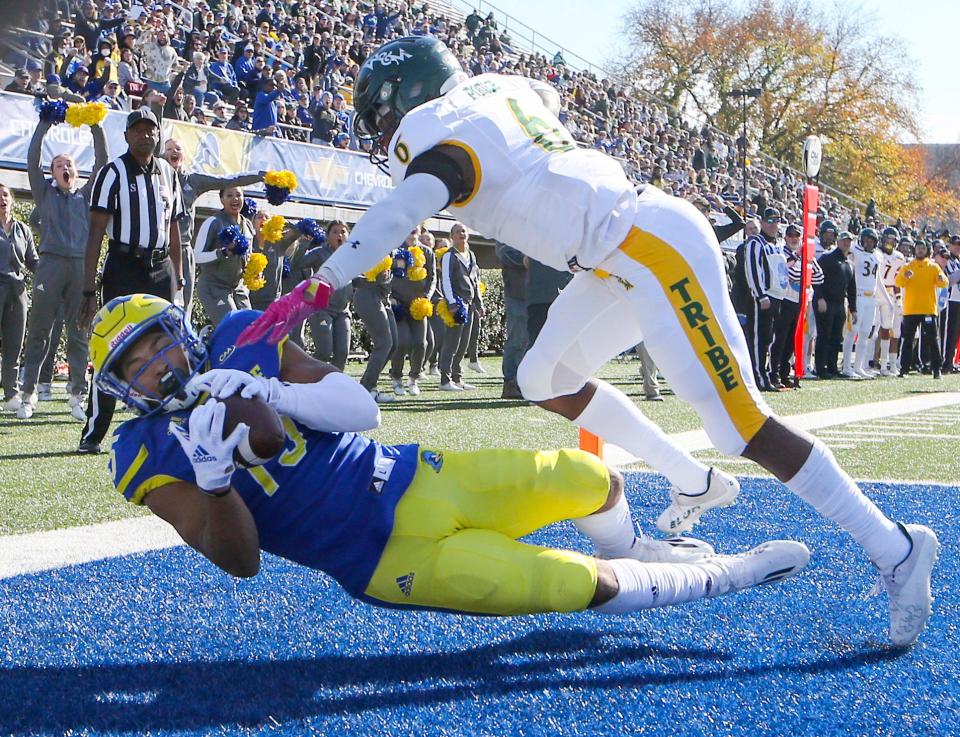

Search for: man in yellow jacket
xmin=896 ymin=240 xmax=949 ymax=378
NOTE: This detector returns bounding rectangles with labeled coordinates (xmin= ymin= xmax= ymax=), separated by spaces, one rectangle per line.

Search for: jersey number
xmin=506 ymin=97 xmax=575 ymax=153
xmin=883 ymin=264 xmax=892 ymax=280
xmin=863 ymin=262 xmax=877 ymax=277
xmin=247 ymin=416 xmax=307 ymax=496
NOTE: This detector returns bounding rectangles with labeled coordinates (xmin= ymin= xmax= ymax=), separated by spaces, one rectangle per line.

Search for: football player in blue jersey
xmin=91 ymin=293 xmax=809 ymax=619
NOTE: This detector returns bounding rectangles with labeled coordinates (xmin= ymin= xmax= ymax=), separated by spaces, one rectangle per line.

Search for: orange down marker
xmin=579 ymin=428 xmax=604 ymax=457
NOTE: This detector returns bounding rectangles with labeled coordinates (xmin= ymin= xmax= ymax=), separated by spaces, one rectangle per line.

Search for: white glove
xmin=169 ymin=399 xmax=248 ymax=494
xmin=190 ymin=368 xmax=281 ymax=404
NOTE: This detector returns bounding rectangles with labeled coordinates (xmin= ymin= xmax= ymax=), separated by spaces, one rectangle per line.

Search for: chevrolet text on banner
xmin=0 ymin=91 xmax=393 ymax=208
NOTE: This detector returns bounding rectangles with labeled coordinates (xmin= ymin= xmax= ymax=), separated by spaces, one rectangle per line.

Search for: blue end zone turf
xmin=1 ymin=474 xmax=957 ymax=736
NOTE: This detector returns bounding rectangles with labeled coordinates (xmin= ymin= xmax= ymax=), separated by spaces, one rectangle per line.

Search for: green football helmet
xmin=353 ymin=36 xmax=467 ymax=164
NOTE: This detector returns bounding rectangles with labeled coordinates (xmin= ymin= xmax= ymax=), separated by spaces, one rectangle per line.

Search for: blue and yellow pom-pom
xmin=263 ymin=170 xmax=298 ymax=206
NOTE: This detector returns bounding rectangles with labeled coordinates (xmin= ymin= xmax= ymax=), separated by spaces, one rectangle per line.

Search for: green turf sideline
xmin=1 ymin=357 xmax=958 ymax=535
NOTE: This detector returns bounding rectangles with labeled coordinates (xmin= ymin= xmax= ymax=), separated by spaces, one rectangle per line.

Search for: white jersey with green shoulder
xmin=387 ymin=73 xmax=638 ymax=273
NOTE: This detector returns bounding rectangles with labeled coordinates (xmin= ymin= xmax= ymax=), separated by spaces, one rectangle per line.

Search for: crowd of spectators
xmin=5 ymin=0 xmax=880 ymax=229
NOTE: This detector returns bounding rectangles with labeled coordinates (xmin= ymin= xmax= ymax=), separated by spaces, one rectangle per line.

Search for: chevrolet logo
xmin=306 ymin=159 xmax=350 ymax=186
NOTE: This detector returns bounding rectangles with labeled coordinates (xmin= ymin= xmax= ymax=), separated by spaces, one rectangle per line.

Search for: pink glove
xmin=236 ymin=276 xmax=334 ymax=346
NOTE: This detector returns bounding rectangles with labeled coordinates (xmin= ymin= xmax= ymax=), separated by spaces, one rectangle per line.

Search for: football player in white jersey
xmin=875 ymin=228 xmax=908 ymax=375
xmin=238 ymin=36 xmax=938 ymax=645
xmin=846 ymin=228 xmax=890 ymax=379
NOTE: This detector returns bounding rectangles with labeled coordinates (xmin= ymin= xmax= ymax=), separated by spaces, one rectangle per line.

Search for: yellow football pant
xmin=363 ymin=448 xmax=610 ymax=616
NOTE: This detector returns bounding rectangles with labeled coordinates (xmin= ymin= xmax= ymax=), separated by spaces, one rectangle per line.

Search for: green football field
xmin=1 ymin=356 xmax=958 ymax=535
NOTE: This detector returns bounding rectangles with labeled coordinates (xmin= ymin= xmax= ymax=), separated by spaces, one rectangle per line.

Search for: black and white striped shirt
xmin=744 ymin=233 xmax=785 ymax=301
xmin=783 ymin=247 xmax=824 ymax=303
xmin=90 ymin=151 xmax=185 ymax=252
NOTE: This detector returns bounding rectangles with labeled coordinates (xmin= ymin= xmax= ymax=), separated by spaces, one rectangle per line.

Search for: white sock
xmin=880 ymin=342 xmax=890 ymax=370
xmin=843 ymin=332 xmax=854 ymax=370
xmin=574 ymin=380 xmax=709 ymax=493
xmin=594 ymin=558 xmax=718 ymax=613
xmin=785 ymin=440 xmax=909 ymax=571
xmin=573 ymin=494 xmax=637 ymax=559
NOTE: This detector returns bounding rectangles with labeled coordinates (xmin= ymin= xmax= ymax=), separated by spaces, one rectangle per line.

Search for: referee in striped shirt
xmin=76 ymin=108 xmax=185 ymax=454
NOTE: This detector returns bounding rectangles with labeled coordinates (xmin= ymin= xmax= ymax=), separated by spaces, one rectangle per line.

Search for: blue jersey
xmin=108 ymin=311 xmax=419 ymax=596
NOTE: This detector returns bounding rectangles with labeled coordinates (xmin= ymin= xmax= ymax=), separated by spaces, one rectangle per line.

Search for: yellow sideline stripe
xmin=618 ymin=227 xmax=767 ymax=445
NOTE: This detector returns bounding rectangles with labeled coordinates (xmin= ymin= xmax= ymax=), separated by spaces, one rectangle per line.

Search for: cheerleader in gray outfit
xmin=389 ymin=226 xmax=436 ymax=396
xmin=193 ymin=186 xmax=256 ymax=326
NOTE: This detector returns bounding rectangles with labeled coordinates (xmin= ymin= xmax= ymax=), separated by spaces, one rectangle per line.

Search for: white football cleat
xmin=406 ymin=379 xmax=421 ymax=396
xmin=467 ymin=361 xmax=486 ymax=374
xmin=855 ymin=368 xmax=874 ymax=380
xmin=870 ymin=523 xmax=939 ymax=647
xmin=657 ymin=467 xmax=740 ymax=534
xmin=622 ymin=535 xmax=715 ymax=563
xmin=369 ymin=389 xmax=395 ymax=404
xmin=439 ymin=382 xmax=463 ymax=392
xmin=879 ymin=367 xmax=894 ymax=377
xmin=16 ymin=402 xmax=33 ymax=419
xmin=392 ymin=378 xmax=405 ymax=396
xmin=841 ymin=368 xmax=860 ymax=379
xmin=37 ymin=383 xmax=53 ymax=401
xmin=699 ymin=540 xmax=811 ymax=598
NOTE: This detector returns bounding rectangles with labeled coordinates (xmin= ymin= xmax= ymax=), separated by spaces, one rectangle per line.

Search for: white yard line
xmin=2 ymin=391 xmax=959 ymax=580
xmin=0 ymin=515 xmax=182 ymax=580
xmin=605 ymin=391 xmax=960 ymax=465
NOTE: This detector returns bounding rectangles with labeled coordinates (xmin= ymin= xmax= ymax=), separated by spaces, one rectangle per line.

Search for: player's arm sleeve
xmin=270 ymin=371 xmax=381 ymax=432
xmin=315 ymin=173 xmax=449 ymax=290
xmin=525 ymin=77 xmax=561 ymax=116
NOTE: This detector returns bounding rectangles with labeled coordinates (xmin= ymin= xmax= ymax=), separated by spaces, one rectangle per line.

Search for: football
xmin=221 ymin=393 xmax=286 ymax=467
